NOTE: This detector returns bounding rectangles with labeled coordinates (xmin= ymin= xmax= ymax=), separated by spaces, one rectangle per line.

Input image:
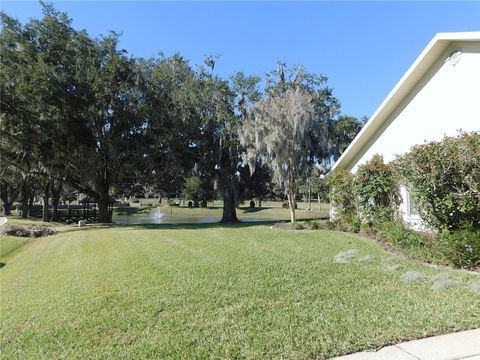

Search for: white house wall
xmin=348 ymin=41 xmax=480 ymax=173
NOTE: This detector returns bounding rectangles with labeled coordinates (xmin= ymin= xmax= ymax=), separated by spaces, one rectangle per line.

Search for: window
xmin=406 ymin=190 xmax=418 ymax=216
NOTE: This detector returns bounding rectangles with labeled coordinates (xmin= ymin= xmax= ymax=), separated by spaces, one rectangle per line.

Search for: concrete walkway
xmin=331 ymin=328 xmax=480 ymax=360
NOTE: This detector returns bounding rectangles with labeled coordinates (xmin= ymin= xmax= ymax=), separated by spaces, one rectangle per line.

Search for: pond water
xmin=113 ymin=207 xmax=279 ymax=225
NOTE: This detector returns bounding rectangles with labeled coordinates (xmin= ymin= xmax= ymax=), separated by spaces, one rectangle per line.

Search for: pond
xmin=113 ymin=207 xmax=280 ymax=225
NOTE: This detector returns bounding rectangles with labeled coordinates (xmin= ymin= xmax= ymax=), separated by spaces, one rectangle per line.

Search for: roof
xmin=332 ymin=31 xmax=480 ymax=172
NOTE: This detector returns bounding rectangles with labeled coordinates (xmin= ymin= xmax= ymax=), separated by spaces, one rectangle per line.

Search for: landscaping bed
xmin=273 ymin=220 xmax=480 ymax=272
xmin=0 ymin=224 xmax=57 ymax=238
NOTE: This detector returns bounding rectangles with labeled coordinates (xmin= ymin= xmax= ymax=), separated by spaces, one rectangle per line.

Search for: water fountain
xmin=114 ymin=206 xmax=166 ymax=225
xmin=154 ymin=206 xmax=164 ymax=220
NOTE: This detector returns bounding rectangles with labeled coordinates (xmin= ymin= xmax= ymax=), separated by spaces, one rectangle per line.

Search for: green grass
xmin=1 ymin=224 xmax=479 ymax=359
xmin=0 ymin=218 xmax=66 ymax=265
xmin=0 ymin=235 xmax=30 ymax=265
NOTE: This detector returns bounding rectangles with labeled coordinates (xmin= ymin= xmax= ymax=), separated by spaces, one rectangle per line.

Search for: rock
xmin=78 ymin=220 xmax=87 ymax=227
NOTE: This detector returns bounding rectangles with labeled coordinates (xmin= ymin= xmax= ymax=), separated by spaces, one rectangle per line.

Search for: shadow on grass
xmin=114 ymin=207 xmax=152 ymax=215
xmin=170 ymin=206 xmax=224 ymax=211
xmin=125 ymin=220 xmax=284 ymax=231
xmin=0 ymin=262 xmax=5 ymax=269
xmin=239 ymin=207 xmax=274 ymax=214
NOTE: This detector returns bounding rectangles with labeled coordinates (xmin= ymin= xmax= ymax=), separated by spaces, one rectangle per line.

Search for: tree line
xmin=0 ymin=4 xmax=364 ymax=223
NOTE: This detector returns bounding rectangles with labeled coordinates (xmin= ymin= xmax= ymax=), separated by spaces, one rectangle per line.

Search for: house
xmin=331 ymin=32 xmax=480 ymax=229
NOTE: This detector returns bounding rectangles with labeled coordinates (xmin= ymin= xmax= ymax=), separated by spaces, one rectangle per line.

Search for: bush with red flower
xmin=353 ymin=154 xmax=400 ymax=224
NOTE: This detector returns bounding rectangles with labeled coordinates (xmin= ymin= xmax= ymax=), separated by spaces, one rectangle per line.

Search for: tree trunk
xmin=42 ymin=181 xmax=50 ymax=222
xmin=286 ymin=166 xmax=298 ymax=224
xmin=0 ymin=183 xmax=11 ymax=216
xmin=52 ymin=198 xmax=60 ymax=221
xmin=97 ymin=199 xmax=111 ymax=223
xmin=51 ymin=180 xmax=63 ymax=221
xmin=97 ymin=179 xmax=111 ymax=223
xmin=21 ymin=181 xmax=29 ymax=218
xmin=97 ymin=186 xmax=112 ymax=223
xmin=94 ymin=167 xmax=112 ymax=223
xmin=220 ymin=185 xmax=238 ymax=223
xmin=287 ymin=185 xmax=296 ymax=224
xmin=318 ymin=193 xmax=321 ymax=212
xmin=258 ymin=198 xmax=262 ymax=207
xmin=2 ymin=202 xmax=11 ymax=216
xmin=28 ymin=193 xmax=35 ymax=216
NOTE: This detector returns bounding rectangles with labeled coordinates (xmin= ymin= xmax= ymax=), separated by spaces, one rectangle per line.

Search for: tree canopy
xmin=240 ymin=63 xmax=339 ymax=223
xmin=1 ymin=5 xmax=363 ymax=223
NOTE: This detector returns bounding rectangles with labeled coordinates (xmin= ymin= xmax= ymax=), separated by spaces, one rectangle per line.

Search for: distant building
xmin=331 ymin=32 xmax=480 ymax=229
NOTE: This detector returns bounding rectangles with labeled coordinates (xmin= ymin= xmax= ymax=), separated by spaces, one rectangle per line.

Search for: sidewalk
xmin=331 ymin=328 xmax=480 ymax=360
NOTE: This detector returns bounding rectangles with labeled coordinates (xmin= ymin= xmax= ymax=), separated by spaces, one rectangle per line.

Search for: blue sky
xmin=2 ymin=1 xmax=479 ymax=119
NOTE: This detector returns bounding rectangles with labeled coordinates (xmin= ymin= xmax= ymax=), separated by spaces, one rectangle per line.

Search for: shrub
xmin=182 ymin=176 xmax=215 ymax=207
xmin=328 ymin=170 xmax=356 ymax=219
xmin=167 ymin=199 xmax=180 ymax=207
xmin=309 ymin=220 xmax=321 ymax=230
xmin=353 ymin=154 xmax=399 ymax=223
xmin=434 ymin=228 xmax=480 ymax=269
xmin=360 ymin=221 xmax=382 ymax=236
xmin=395 ymin=131 xmax=480 ymax=231
xmin=294 ymin=222 xmax=306 ymax=230
xmin=330 ymin=214 xmax=361 ymax=233
xmin=377 ymin=222 xmax=425 ymax=249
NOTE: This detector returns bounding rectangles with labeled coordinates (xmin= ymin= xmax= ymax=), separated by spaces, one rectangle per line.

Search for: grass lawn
xmin=0 ymin=218 xmax=65 ymax=265
xmin=1 ymin=222 xmax=479 ymax=359
xmin=0 ymin=235 xmax=29 ymax=265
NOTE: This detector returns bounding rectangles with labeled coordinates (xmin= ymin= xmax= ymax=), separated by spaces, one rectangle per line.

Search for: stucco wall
xmin=349 ymin=41 xmax=480 ymax=173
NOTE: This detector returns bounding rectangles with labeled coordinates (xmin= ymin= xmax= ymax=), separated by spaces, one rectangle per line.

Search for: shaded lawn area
xmin=113 ymin=204 xmax=330 ymax=223
xmin=114 ymin=206 xmax=153 ymax=216
xmin=0 ymin=224 xmax=479 ymax=359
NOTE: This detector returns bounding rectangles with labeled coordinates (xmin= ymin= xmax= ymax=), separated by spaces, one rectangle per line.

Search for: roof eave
xmin=331 ymin=31 xmax=480 ymax=172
